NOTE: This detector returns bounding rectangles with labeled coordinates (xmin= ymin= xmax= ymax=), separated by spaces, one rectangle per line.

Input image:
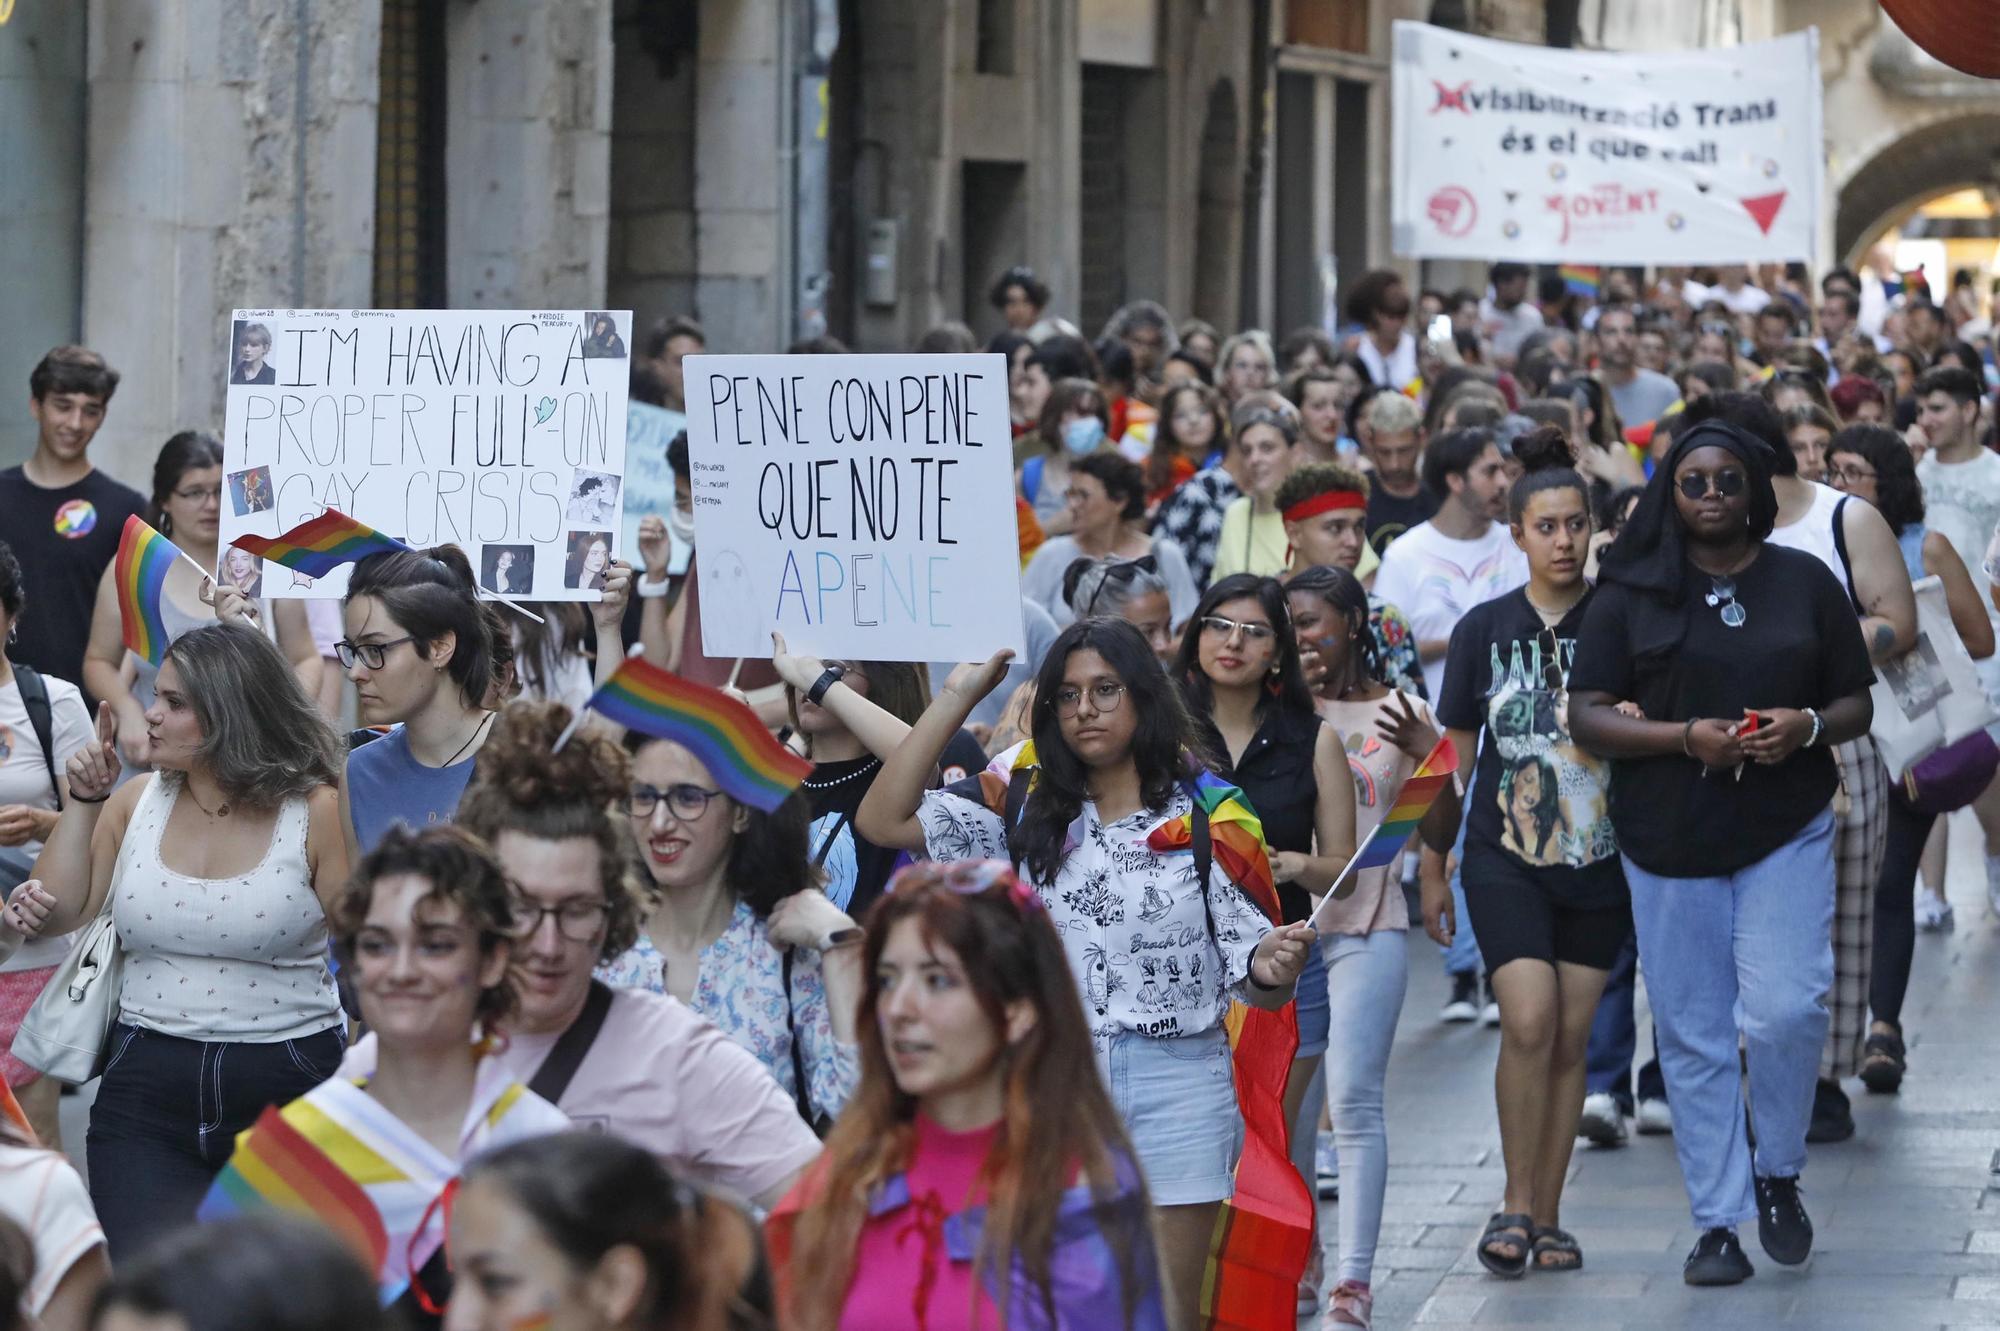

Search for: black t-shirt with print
xmin=1567 ymin=546 xmax=1875 ymax=879
xmin=1438 ymin=587 xmax=1625 ymax=907
xmin=1365 ymin=485 xmax=1440 ymax=555
xmin=0 ymin=466 xmax=147 ymax=698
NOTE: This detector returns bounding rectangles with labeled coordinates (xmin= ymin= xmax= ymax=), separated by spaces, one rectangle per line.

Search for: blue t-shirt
xmin=344 ymin=725 xmax=478 ymax=853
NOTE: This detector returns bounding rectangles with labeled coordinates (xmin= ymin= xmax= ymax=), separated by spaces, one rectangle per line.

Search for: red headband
xmin=1282 ymin=490 xmax=1366 ymax=523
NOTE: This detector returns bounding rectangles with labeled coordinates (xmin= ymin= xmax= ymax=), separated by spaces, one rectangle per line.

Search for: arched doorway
xmin=1835 ymin=112 xmax=2000 ymax=264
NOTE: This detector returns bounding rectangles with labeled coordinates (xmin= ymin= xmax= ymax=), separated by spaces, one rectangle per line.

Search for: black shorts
xmin=1461 ymin=847 xmax=1631 ymax=973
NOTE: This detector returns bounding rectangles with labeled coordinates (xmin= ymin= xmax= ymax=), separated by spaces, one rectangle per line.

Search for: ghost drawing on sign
xmin=702 ymin=548 xmax=761 ymax=655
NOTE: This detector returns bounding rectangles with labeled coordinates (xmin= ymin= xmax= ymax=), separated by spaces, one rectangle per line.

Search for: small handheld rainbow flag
xmin=115 ymin=515 xmax=198 ymax=665
xmin=1560 ymin=264 xmax=1601 ymax=299
xmin=560 ymin=657 xmax=811 ymax=812
xmin=230 ymin=507 xmax=408 ymax=579
xmin=1310 ymin=736 xmax=1458 ymax=927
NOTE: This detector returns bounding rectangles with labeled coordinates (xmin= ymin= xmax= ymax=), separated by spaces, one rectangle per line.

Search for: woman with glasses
xmin=337 ymin=545 xmax=630 ymax=857
xmin=1825 ymin=424 xmax=1994 ymax=1082
xmin=1019 ymin=451 xmax=1197 ymax=631
xmin=1172 ymin=573 xmax=1358 ymax=1320
xmin=597 ymin=705 xmax=864 ymax=1128
xmin=769 ymin=861 xmax=1167 ymax=1331
xmin=1419 ymin=428 xmax=1630 ymax=1280
xmin=82 ymin=432 xmax=319 ymax=768
xmin=199 ymin=824 xmax=567 ymax=1320
xmin=856 ymin=619 xmax=1315 ymax=1331
xmin=1568 ymin=419 xmax=1875 ymax=1287
xmin=18 ymin=624 xmax=348 ymax=1258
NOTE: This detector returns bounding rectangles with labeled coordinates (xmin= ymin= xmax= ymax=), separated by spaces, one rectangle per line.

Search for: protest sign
xmin=1391 ymin=22 xmax=1822 ymax=264
xmin=622 ymin=400 xmax=692 ymax=577
xmin=219 ymin=308 xmax=632 ymax=599
xmin=684 ymin=353 xmax=1026 ymax=661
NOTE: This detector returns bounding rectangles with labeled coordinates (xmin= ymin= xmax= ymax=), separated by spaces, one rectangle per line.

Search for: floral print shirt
xmin=1151 ymin=466 xmax=1242 ymax=590
xmin=916 ymin=744 xmax=1270 ymax=1055
xmin=596 ymin=900 xmax=858 ymax=1123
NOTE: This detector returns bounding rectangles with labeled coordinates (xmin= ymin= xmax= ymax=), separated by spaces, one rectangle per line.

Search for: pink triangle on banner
xmin=1741 ymin=191 xmax=1787 ymax=235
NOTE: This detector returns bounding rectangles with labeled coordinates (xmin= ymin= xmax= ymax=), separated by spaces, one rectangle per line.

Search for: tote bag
xmin=10 ymin=902 xmax=123 ymax=1084
xmin=1866 ymin=575 xmax=1998 ymax=778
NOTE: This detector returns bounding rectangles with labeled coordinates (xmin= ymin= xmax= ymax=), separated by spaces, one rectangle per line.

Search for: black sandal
xmin=1859 ymin=1030 xmax=1905 ymax=1094
xmin=1478 ymin=1212 xmax=1534 ymax=1278
xmin=1531 ymin=1225 xmax=1583 ymax=1272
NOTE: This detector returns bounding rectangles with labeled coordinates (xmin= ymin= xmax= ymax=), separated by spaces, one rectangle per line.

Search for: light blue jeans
xmin=1104 ymin=1026 xmax=1240 ymax=1206
xmin=1443 ymin=811 xmax=1484 ymax=977
xmin=1320 ymin=929 xmax=1409 ymax=1285
xmin=1622 ymin=809 xmax=1834 ymax=1231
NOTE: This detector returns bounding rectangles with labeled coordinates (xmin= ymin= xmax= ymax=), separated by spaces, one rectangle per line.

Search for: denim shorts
xmin=1293 ymin=942 xmax=1330 ymax=1058
xmin=1103 ymin=1025 xmax=1240 ymax=1206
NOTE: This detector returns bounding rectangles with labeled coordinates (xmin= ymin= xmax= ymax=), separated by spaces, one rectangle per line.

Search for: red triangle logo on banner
xmin=1741 ymin=191 xmax=1787 ymax=235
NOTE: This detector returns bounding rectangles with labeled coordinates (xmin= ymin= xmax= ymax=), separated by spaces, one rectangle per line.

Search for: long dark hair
xmin=1285 ymin=564 xmax=1380 ymax=687
xmin=623 ymin=733 xmax=819 ymax=916
xmin=347 ymin=544 xmax=498 ymax=708
xmin=1017 ymin=619 xmax=1197 ymax=883
xmin=782 ymin=862 xmax=1157 ymax=1331
xmin=1173 ymin=574 xmax=1316 ymax=722
xmin=146 ymin=430 xmax=224 ymax=535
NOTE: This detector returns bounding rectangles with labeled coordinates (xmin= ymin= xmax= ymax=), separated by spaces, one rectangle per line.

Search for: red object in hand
xmin=1736 ymin=711 xmax=1764 ymax=737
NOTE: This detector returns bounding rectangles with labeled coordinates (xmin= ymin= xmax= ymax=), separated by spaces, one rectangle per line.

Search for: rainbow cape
xmin=199 ymin=1100 xmax=390 ymax=1282
xmin=115 ymin=515 xmax=184 ymax=665
xmin=1350 ymin=735 xmax=1458 ymax=871
xmin=229 ymin=507 xmax=408 ymax=579
xmin=581 ymin=658 xmax=811 ymax=812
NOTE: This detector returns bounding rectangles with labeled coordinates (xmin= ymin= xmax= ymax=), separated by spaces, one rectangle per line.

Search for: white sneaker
xmin=1636 ymin=1097 xmax=1674 ymax=1135
xmin=1578 ymin=1092 xmax=1628 ymax=1146
xmin=1479 ymin=976 xmax=1501 ymax=1027
xmin=1915 ymin=890 xmax=1954 ymax=932
xmin=1315 ymin=1130 xmax=1340 ymax=1198
xmin=1440 ymin=972 xmax=1479 ymax=1023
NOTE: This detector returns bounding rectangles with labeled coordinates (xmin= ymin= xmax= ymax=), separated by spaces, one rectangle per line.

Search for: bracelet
xmin=67 ymin=791 xmax=111 ymax=804
xmin=1804 ymin=708 xmax=1824 ymax=749
xmin=635 ymin=573 xmax=672 ymax=599
xmin=805 ymin=665 xmax=847 ymax=706
xmin=1682 ymin=717 xmax=1700 ymax=758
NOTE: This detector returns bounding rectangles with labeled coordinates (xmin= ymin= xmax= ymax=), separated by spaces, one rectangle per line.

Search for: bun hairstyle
xmin=347 ymin=544 xmax=496 ymax=708
xmin=1506 ymin=423 xmax=1591 ymax=525
xmin=457 ymin=700 xmax=645 ymax=962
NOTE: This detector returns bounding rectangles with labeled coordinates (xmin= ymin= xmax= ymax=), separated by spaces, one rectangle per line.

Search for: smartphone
xmin=1736 ymin=711 xmax=1764 ymax=736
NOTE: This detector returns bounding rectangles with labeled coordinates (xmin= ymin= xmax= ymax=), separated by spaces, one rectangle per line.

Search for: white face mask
xmin=669 ymin=505 xmax=697 ymax=546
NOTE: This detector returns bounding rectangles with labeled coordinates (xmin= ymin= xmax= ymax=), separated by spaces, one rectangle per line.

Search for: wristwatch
xmin=806 ymin=664 xmax=847 ymax=705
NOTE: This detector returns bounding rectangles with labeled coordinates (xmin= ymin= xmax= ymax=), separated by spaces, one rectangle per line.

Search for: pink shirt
xmin=839 ymin=1115 xmax=1003 ymax=1331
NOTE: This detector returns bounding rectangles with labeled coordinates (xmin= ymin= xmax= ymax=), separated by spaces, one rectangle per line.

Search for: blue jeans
xmin=1443 ymin=810 xmax=1484 ymax=977
xmin=1321 ymin=929 xmax=1408 ymax=1285
xmin=1623 ymin=810 xmax=1834 ymax=1230
xmin=1103 ymin=1026 xmax=1239 ymax=1206
xmin=1585 ymin=934 xmax=1667 ymax=1112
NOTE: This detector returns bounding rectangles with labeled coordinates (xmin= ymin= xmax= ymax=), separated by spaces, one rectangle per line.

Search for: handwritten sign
xmin=622 ymin=400 xmax=691 ymax=576
xmin=219 ymin=308 xmax=632 ymax=598
xmin=685 ymin=353 xmax=1026 ymax=660
xmin=1391 ymin=22 xmax=1823 ymax=263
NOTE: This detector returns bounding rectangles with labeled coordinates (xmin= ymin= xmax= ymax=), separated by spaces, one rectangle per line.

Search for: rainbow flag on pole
xmin=578 ymin=658 xmax=811 ymax=812
xmin=230 ymin=508 xmax=408 ymax=579
xmin=115 ymin=515 xmax=184 ymax=665
xmin=1350 ymin=735 xmax=1458 ymax=870
xmin=1559 ymin=264 xmax=1601 ymax=299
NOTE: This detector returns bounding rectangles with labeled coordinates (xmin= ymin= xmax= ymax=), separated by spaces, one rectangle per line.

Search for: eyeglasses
xmin=1082 ymin=556 xmax=1158 ymax=615
xmin=172 ymin=485 xmax=223 ymax=506
xmin=1050 ymin=681 xmax=1126 ymax=718
xmin=509 ymin=898 xmax=611 ymax=943
xmin=335 ymin=636 xmax=416 ymax=670
xmin=1675 ymin=471 xmax=1748 ymax=501
xmin=621 ymin=783 xmax=723 ymax=821
xmin=1828 ymin=462 xmax=1876 ymax=487
xmin=1199 ymin=615 xmax=1279 ymax=643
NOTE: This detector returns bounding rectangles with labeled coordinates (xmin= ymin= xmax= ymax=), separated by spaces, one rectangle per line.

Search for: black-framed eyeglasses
xmin=1675 ymin=470 xmax=1747 ymax=501
xmin=335 ymin=636 xmax=416 ymax=670
xmin=508 ymin=898 xmax=611 ymax=943
xmin=1050 ymin=682 xmax=1126 ymax=718
xmin=172 ymin=485 xmax=223 ymax=506
xmin=621 ymin=783 xmax=723 ymax=821
xmin=1199 ymin=615 xmax=1278 ymax=643
xmin=1827 ymin=462 xmax=1876 ymax=487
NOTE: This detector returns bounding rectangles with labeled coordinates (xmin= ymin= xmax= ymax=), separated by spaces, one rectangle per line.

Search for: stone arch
xmin=1193 ymin=78 xmax=1241 ymax=329
xmin=1834 ymin=112 xmax=2000 ymax=265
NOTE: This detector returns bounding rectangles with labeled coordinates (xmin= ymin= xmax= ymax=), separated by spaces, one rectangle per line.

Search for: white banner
xmin=685 ymin=353 xmax=1026 ymax=661
xmin=220 ymin=308 xmax=632 ymax=599
xmin=1391 ymin=22 xmax=1823 ymax=264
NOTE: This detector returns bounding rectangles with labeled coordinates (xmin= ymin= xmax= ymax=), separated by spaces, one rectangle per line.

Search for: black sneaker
xmin=1440 ymin=971 xmax=1479 ymax=1023
xmin=1805 ymin=1078 xmax=1854 ymax=1144
xmin=1754 ymin=1174 xmax=1813 ymax=1265
xmin=1683 ymin=1227 xmax=1755 ymax=1286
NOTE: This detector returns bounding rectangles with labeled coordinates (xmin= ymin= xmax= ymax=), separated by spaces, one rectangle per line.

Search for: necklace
xmin=443 ymin=712 xmax=495 ymax=768
xmin=1698 ymin=547 xmax=1758 ymax=630
xmin=184 ymin=779 xmax=230 ymax=819
xmin=1524 ymin=586 xmax=1586 ymax=624
xmin=802 ymin=756 xmax=882 ymax=790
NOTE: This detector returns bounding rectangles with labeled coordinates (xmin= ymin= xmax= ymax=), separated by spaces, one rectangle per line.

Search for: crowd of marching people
xmin=2 ymin=252 xmax=2000 ymax=1329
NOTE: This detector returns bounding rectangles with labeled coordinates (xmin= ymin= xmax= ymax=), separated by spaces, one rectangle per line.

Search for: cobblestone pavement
xmin=1315 ymin=851 xmax=2000 ymax=1329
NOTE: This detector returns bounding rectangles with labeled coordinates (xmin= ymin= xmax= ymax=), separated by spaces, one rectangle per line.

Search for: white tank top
xmin=111 ymin=773 xmax=340 ymax=1042
xmin=1766 ymin=481 xmax=1846 ymax=585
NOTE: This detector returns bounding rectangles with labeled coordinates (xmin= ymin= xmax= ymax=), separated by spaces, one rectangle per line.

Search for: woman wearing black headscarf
xmin=1567 ymin=420 xmax=1874 ymax=1290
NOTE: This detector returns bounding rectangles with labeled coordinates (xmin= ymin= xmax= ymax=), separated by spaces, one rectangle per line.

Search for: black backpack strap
xmin=528 ymin=979 xmax=613 ymax=1104
xmin=13 ymin=666 xmax=61 ymax=813
xmin=780 ymin=949 xmax=833 ymax=1138
xmin=1830 ymin=495 xmax=1863 ymax=613
xmin=811 ymin=812 xmax=851 ymax=868
xmin=1002 ymin=767 xmax=1033 ymax=871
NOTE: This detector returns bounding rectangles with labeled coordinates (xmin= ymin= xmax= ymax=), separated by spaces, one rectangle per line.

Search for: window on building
xmin=976 ymin=0 xmax=1015 ymax=75
xmin=373 ymin=0 xmax=447 ymax=308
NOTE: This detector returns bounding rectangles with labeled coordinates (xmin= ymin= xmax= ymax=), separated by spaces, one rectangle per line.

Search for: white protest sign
xmin=1391 ymin=22 xmax=1823 ymax=264
xmin=685 ymin=353 xmax=1026 ymax=661
xmin=621 ymin=400 xmax=691 ymax=577
xmin=219 ymin=308 xmax=632 ymax=599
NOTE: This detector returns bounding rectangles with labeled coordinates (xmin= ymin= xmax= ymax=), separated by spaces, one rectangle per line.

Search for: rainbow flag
xmin=1350 ymin=735 xmax=1459 ymax=870
xmin=115 ymin=515 xmax=183 ymax=665
xmin=230 ymin=507 xmax=408 ymax=579
xmin=1145 ymin=768 xmax=1278 ymax=916
xmin=199 ymin=1103 xmax=388 ymax=1277
xmin=1560 ymin=264 xmax=1600 ymax=298
xmin=581 ymin=658 xmax=811 ymax=812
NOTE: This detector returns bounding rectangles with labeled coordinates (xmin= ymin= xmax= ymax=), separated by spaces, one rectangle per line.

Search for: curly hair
xmin=1829 ymin=423 xmax=1925 ymax=536
xmin=623 ymin=731 xmax=820 ymax=917
xmin=329 ymin=823 xmax=520 ymax=1027
xmin=456 ymin=700 xmax=646 ymax=963
xmin=1072 ymin=450 xmax=1147 ymax=522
